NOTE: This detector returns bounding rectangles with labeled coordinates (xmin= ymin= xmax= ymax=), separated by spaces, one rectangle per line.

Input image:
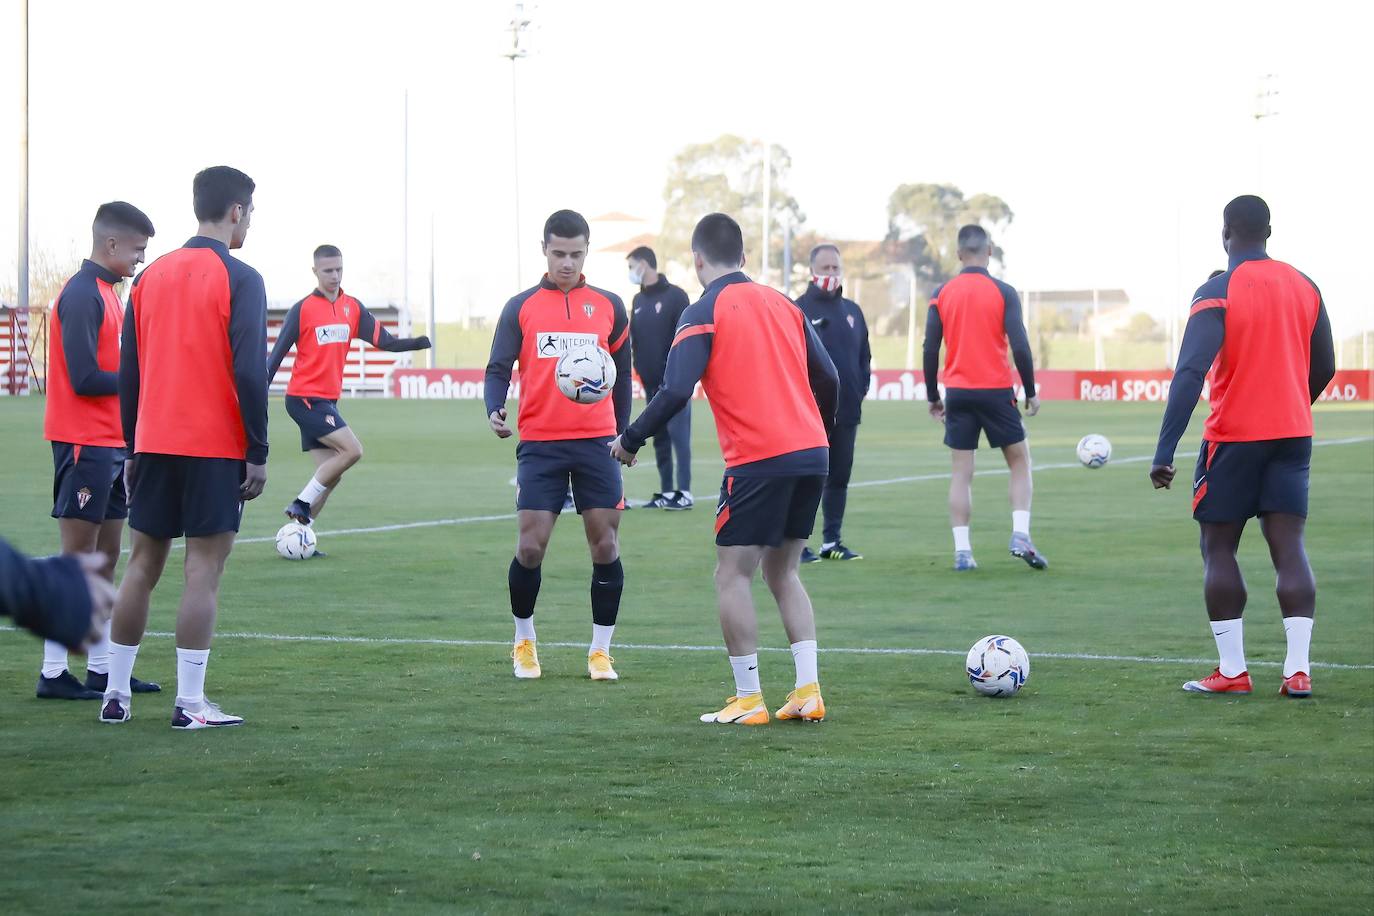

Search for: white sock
xmin=41 ymin=640 xmax=69 ymax=679
xmin=1012 ymin=511 xmax=1031 ymax=536
xmin=175 ymin=647 xmax=210 ymax=708
xmin=106 ymin=640 xmax=140 ymax=700
xmin=514 ymin=616 xmax=536 ymax=642
xmin=679 ymin=490 xmax=692 ymax=500
xmin=821 ymin=541 xmax=837 ymax=552
xmin=1283 ymin=616 xmax=1313 ymax=677
xmin=790 ymin=639 xmax=819 ymax=689
xmin=1210 ymin=618 xmax=1247 ymax=677
xmin=953 ymin=526 xmax=972 ymax=552
xmin=729 ymin=653 xmax=761 ymax=696
xmin=590 ymin=623 xmax=614 ymax=654
xmin=297 ymin=476 xmax=328 ymax=506
xmin=85 ymin=616 xmax=112 ymax=675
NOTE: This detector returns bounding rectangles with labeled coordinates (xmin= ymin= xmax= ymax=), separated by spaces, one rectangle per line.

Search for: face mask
xmin=813 ymin=274 xmax=841 ymax=293
xmin=628 ymin=267 xmax=645 ymax=286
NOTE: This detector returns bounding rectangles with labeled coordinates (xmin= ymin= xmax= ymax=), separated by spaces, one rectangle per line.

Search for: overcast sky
xmin=1 ymin=0 xmax=1369 ymax=338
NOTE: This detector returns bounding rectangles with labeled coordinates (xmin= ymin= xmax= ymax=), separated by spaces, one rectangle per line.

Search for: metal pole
xmin=510 ymin=58 xmax=522 ymax=286
xmin=428 ymin=214 xmax=436 ymax=369
xmin=760 ymin=139 xmax=771 ymax=284
xmin=1092 ymin=288 xmax=1103 ymax=371
xmin=402 ymin=90 xmax=409 ymax=338
xmin=905 ymin=270 xmax=917 ymax=371
xmin=18 ymin=0 xmax=30 ymax=312
xmin=780 ymin=217 xmax=792 ymax=296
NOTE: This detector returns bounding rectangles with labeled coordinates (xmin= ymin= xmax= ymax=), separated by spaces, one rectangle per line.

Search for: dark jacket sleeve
xmin=484 ymin=297 xmax=524 ymax=416
xmin=356 ymin=303 xmax=432 ymax=353
xmin=805 ymin=317 xmax=840 ymax=436
xmin=857 ymin=305 xmax=872 ymax=386
xmin=923 ymin=299 xmax=944 ymax=401
xmin=1308 ymin=301 xmax=1336 ymax=403
xmin=119 ymin=286 xmax=141 ymax=452
xmin=1153 ymin=305 xmax=1226 ymax=466
xmin=229 ymin=269 xmax=270 ymax=465
xmin=608 ymin=294 xmax=633 ymax=433
xmin=0 ymin=538 xmax=93 ymax=651
xmin=58 ymin=292 xmax=117 ymax=396
xmin=266 ymin=301 xmax=301 ymax=384
xmin=1002 ymin=286 xmax=1037 ymax=397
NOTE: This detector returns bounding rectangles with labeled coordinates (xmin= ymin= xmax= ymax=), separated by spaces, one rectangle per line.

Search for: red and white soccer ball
xmin=275 ymin=522 xmax=317 ymax=560
xmin=966 ymin=635 xmax=1030 ymax=697
xmin=555 ymin=344 xmax=616 ymax=404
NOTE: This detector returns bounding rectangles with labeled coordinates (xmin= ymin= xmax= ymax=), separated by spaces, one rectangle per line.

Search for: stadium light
xmin=505 ymin=3 xmax=533 ymax=287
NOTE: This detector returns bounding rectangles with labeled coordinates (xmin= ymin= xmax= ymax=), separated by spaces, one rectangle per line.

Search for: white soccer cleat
xmin=100 ymin=695 xmax=131 ymax=724
xmin=171 ymin=699 xmax=245 ymax=729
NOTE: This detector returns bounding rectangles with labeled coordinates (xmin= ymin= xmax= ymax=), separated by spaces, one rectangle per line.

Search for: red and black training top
xmin=267 ymin=289 xmax=430 ymax=399
xmin=45 ymin=259 xmax=125 ymax=447
xmin=923 ymin=266 xmax=1035 ymax=399
xmin=119 ymin=237 xmax=269 ymax=464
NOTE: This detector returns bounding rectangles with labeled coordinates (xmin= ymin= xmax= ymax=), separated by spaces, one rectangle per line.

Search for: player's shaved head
xmin=93 ymin=201 xmax=155 ymax=241
xmin=956 ymin=225 xmax=990 ymax=255
xmin=691 ymin=213 xmax=744 ymax=267
xmin=809 ymin=243 xmax=840 ymax=266
xmin=1223 ymin=195 xmax=1271 ymax=245
xmin=314 ymin=244 xmax=342 ymax=261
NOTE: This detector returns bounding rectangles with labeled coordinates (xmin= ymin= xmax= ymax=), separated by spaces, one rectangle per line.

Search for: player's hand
xmin=123 ymin=457 xmax=138 ymax=499
xmin=489 ymin=408 xmax=513 ymax=439
xmin=928 ymin=400 xmax=946 ymax=423
xmin=76 ymin=552 xmax=115 ymax=650
xmin=1024 ymin=395 xmax=1041 ymax=417
xmin=241 ymin=462 xmax=267 ymax=500
xmin=1150 ymin=464 xmax=1176 ymax=489
xmin=608 ymin=436 xmax=638 ymax=467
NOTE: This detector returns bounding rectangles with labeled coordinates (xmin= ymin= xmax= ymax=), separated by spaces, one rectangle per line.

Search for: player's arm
xmin=0 ymin=537 xmax=104 ymax=651
xmin=356 ymin=302 xmax=431 ymax=352
xmin=484 ymin=297 xmax=523 ymax=438
xmin=618 ymin=306 xmax=711 ymax=455
xmin=1151 ymin=301 xmax=1226 ymax=487
xmin=228 ymin=268 xmax=269 ymax=497
xmin=804 ymin=315 xmax=840 ymax=437
xmin=58 ymin=288 xmax=117 ymax=396
xmin=1308 ymin=300 xmax=1336 ymax=403
xmin=922 ymin=298 xmax=944 ymax=419
xmin=118 ymin=281 xmax=142 ymax=456
xmin=607 ymin=294 xmax=632 ymax=433
xmin=266 ymin=301 xmax=300 ymax=383
xmin=1002 ymin=286 xmax=1038 ymax=415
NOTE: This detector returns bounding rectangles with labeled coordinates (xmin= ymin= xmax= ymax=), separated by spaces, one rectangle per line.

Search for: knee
xmin=762 ymin=566 xmax=796 ymax=596
xmin=344 ymin=442 xmax=363 ymax=467
xmin=515 ymin=539 xmax=546 ymax=568
xmin=589 ymin=533 xmax=619 ymax=565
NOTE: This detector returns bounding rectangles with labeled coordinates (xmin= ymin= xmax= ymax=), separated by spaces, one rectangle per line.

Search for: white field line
xmin=12 ymin=628 xmax=1353 ymax=671
xmin=136 ymin=434 xmax=1373 ymax=550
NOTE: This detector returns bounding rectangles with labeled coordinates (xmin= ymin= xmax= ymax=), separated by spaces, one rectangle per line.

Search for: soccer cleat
xmin=700 ymin=693 xmax=769 ymax=725
xmin=953 ymin=550 xmax=978 ymax=572
xmin=171 ymin=699 xmax=244 ymax=729
xmin=36 ymin=670 xmax=102 ymax=700
xmin=819 ymin=543 xmax=862 ymax=561
xmin=99 ymin=696 xmax=131 ymax=723
xmin=1182 ymin=668 xmax=1253 ymax=694
xmin=800 ymin=547 xmax=821 ymax=564
xmin=642 ymin=492 xmax=670 ymax=509
xmin=663 ymin=490 xmax=694 ymax=511
xmin=512 ymin=639 xmax=541 ymax=679
xmin=1280 ymin=672 xmax=1312 ymax=698
xmin=1009 ymin=533 xmax=1048 ymax=570
xmin=86 ymin=672 xmax=161 ymax=694
xmin=284 ymin=498 xmax=313 ymax=525
xmin=775 ymin=682 xmax=826 ymax=722
xmin=587 ymin=650 xmax=619 ymax=681
xmin=308 ymin=548 xmax=329 ymax=559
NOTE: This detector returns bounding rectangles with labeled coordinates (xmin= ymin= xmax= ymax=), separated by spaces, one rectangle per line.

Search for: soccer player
xmin=924 ymin=225 xmax=1044 ymax=572
xmin=484 ymin=210 xmax=633 ymax=681
xmin=611 ymin=212 xmax=839 ymax=725
xmin=796 ymin=243 xmax=871 ymax=562
xmin=37 ymin=202 xmax=161 ymax=700
xmin=627 ymin=245 xmax=693 ymax=509
xmin=2 ymin=537 xmax=113 ymax=652
xmin=101 ymin=166 xmax=269 ymax=729
xmin=1151 ymin=195 xmax=1335 ymax=698
xmin=268 ymin=245 xmax=431 ymax=535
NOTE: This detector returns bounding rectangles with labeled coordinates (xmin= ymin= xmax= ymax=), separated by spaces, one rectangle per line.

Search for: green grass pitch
xmin=1 ymin=396 xmax=1371 ymax=912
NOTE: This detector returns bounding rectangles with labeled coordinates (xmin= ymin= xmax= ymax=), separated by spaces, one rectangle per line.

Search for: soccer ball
xmin=966 ymin=635 xmax=1030 ymax=697
xmin=555 ymin=344 xmax=616 ymax=404
xmin=275 ymin=522 xmax=317 ymax=560
xmin=1076 ymin=434 xmax=1112 ymax=469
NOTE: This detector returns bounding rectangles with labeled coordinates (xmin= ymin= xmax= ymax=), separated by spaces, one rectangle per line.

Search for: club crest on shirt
xmin=76 ymin=487 xmax=92 ymax=510
xmin=655 ymin=301 xmax=662 ymax=314
xmin=583 ymin=303 xmax=595 ymax=318
xmin=343 ymin=306 xmax=350 ymax=318
xmin=847 ymin=314 xmax=856 ymax=328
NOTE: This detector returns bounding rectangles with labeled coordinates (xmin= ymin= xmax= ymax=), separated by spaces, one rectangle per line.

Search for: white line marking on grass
xmin=100 ymin=629 xmax=1370 ymax=671
xmin=138 ymin=435 xmax=1373 ymax=551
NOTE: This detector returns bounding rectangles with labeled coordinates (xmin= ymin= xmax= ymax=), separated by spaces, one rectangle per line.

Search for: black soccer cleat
xmin=284 ymin=499 xmax=313 ymax=525
xmin=800 ymin=547 xmax=822 ymax=564
xmin=642 ymin=493 xmax=670 ymax=509
xmin=819 ymin=543 xmax=862 ymax=561
xmin=309 ymin=548 xmax=329 ymax=559
xmin=663 ymin=491 xmax=694 ymax=511
xmin=85 ymin=671 xmax=161 ymax=694
xmin=36 ymin=670 xmax=103 ymax=700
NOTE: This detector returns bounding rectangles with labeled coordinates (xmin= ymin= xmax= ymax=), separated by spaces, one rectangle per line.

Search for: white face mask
xmin=628 ymin=266 xmax=645 ymax=286
xmin=813 ymin=274 xmax=841 ymax=293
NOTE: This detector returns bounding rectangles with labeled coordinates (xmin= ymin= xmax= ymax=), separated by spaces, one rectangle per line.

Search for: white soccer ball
xmin=275 ymin=522 xmax=317 ymax=560
xmin=1076 ymin=434 xmax=1112 ymax=469
xmin=554 ymin=344 xmax=616 ymax=404
xmin=966 ymin=635 xmax=1030 ymax=697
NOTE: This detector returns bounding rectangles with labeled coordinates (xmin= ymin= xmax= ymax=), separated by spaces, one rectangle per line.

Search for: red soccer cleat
xmin=1182 ymin=668 xmax=1253 ymax=694
xmin=1280 ymin=672 xmax=1312 ymax=698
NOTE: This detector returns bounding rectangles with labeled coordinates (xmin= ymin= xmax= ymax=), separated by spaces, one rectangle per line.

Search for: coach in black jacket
xmin=796 ymin=243 xmax=871 ymax=561
xmin=627 ymin=246 xmax=694 ymax=509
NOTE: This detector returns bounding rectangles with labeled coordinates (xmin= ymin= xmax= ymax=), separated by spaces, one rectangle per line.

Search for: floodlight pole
xmin=18 ymin=0 xmax=30 ymax=312
xmin=760 ymin=138 xmax=771 ymax=285
xmin=402 ymin=89 xmax=410 ymax=338
xmin=505 ymin=4 xmax=531 ymax=288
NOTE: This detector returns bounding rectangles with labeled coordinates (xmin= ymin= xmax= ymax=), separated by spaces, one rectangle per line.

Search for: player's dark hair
xmin=627 ymin=246 xmax=656 ymax=269
xmin=314 ymin=244 xmax=342 ymax=260
xmin=1223 ymin=195 xmax=1270 ymax=244
xmin=1207 ymin=269 xmax=1225 ymax=279
xmin=957 ymin=224 xmax=990 ymax=254
xmin=93 ymin=201 xmax=155 ymax=239
xmin=193 ymin=166 xmax=256 ymax=222
xmin=809 ymin=243 xmax=840 ymax=265
xmin=544 ymin=209 xmax=590 ymax=243
xmin=691 ymin=212 xmax=744 ymax=267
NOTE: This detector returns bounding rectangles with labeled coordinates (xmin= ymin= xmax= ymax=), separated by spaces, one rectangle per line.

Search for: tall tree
xmin=886 ymin=183 xmax=1013 ymax=298
xmin=659 ymin=135 xmax=804 ymax=279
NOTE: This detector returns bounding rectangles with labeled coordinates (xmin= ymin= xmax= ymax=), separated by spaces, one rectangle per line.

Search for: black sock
xmin=590 ymin=559 xmax=624 ymax=627
xmin=509 ymin=558 xmax=541 ymax=619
